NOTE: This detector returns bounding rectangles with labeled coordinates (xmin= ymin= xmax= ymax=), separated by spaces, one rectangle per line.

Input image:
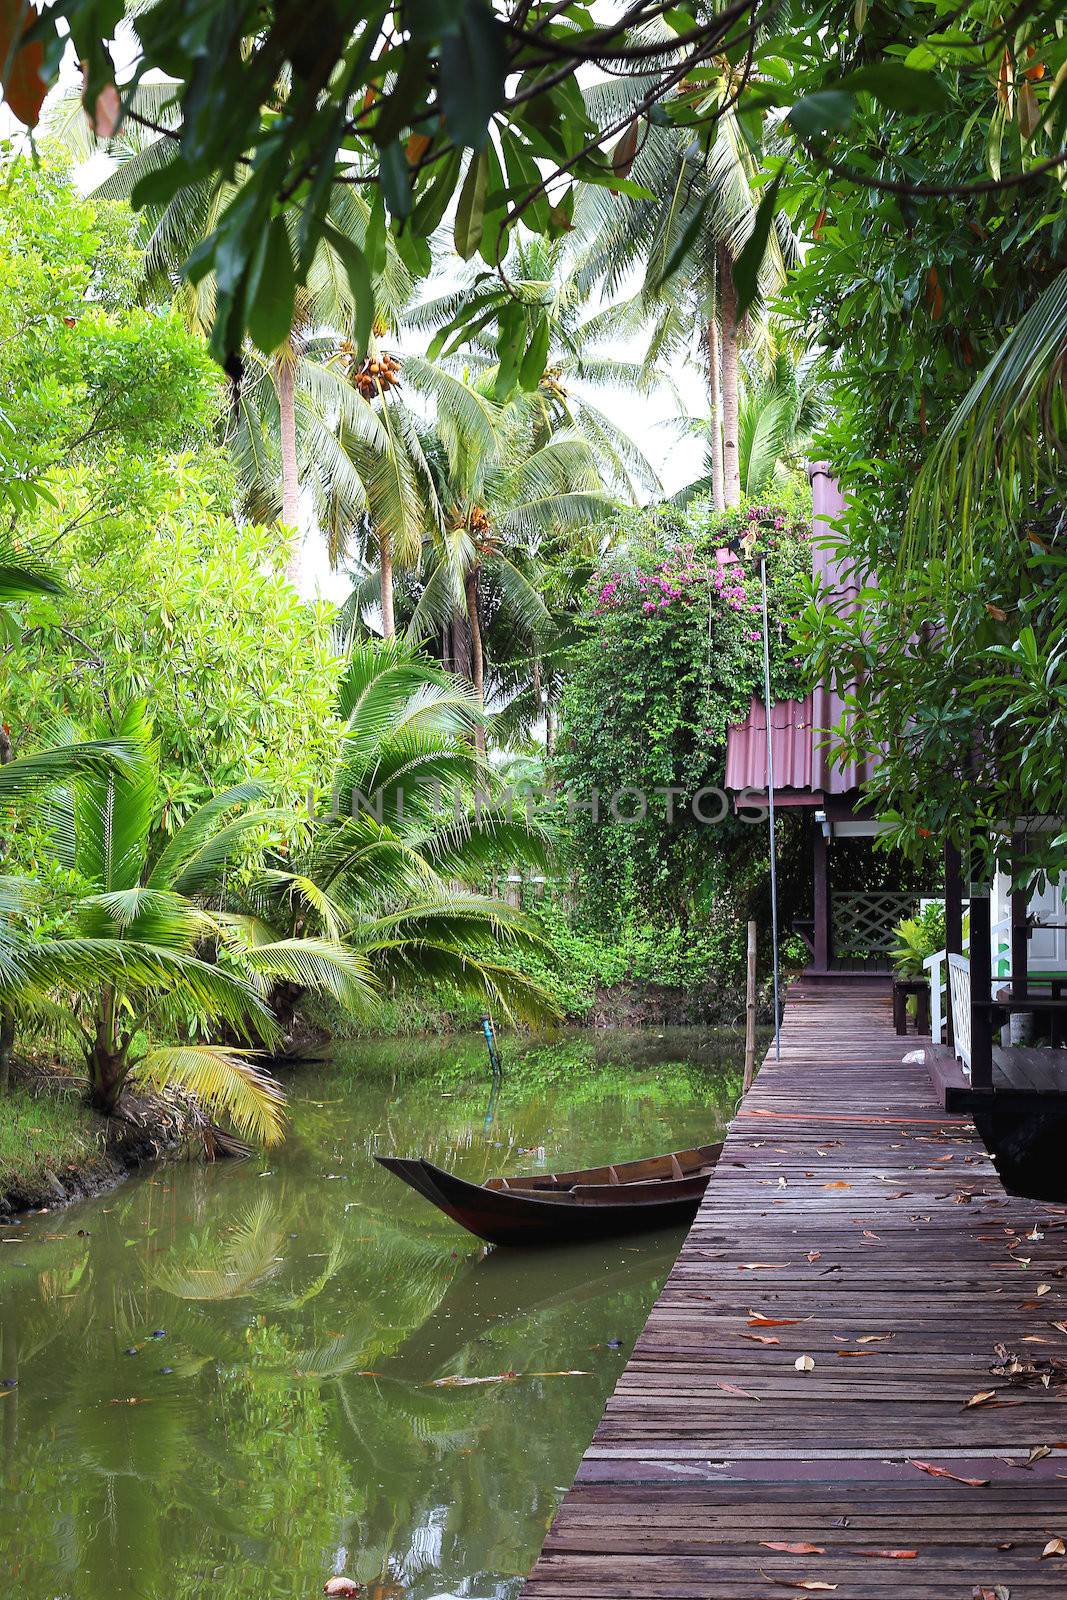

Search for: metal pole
xmin=760 ymin=557 xmax=781 ymax=1061
xmin=743 ymin=918 xmax=757 ymax=1092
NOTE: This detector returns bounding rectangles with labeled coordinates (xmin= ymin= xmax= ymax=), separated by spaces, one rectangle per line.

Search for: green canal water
xmin=0 ymin=1027 xmax=743 ymax=1600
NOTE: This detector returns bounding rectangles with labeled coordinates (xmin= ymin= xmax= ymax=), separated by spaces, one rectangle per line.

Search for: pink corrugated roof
xmin=723 ymin=466 xmax=880 ymax=800
xmin=725 ymin=694 xmax=817 ymax=794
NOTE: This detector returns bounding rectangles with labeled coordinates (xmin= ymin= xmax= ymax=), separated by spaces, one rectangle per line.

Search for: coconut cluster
xmin=341 ymin=344 xmax=402 ymax=398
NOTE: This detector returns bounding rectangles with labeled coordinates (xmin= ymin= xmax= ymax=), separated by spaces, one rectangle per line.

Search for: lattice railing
xmin=831 ymin=891 xmax=930 ymax=957
xmin=948 ymin=953 xmax=972 ymax=1074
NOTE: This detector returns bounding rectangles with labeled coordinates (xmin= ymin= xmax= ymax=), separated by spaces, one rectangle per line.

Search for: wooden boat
xmin=374 ymin=1143 xmax=722 ymax=1246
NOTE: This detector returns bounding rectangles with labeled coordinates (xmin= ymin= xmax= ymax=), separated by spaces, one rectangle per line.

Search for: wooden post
xmin=1010 ymin=834 xmax=1028 ymax=1003
xmin=812 ymin=817 xmax=831 ymax=973
xmin=969 ymin=885 xmax=993 ymax=1089
xmin=743 ymin=920 xmax=757 ymax=1093
xmin=944 ymin=843 xmax=963 ymax=1049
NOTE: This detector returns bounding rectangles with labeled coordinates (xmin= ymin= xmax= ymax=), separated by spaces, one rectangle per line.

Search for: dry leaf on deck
xmin=759 ymin=1572 xmax=836 ymax=1591
xmin=1028 ymin=1445 xmax=1052 ymax=1464
xmin=807 ymin=1251 xmax=822 ymax=1262
xmin=760 ymin=1542 xmax=826 ymax=1555
xmin=855 ymin=1549 xmax=918 ymax=1559
xmin=741 ymin=1333 xmax=780 ymax=1345
xmin=1041 ymin=1538 xmax=1065 ymax=1558
xmin=856 ymin=1333 xmax=893 ymax=1343
xmin=823 ymin=1181 xmax=851 ymax=1190
xmin=908 ymin=1459 xmax=990 ymax=1486
xmin=795 ymin=1354 xmax=816 ymax=1372
xmin=749 ymin=1314 xmax=807 ymax=1327
xmin=715 ymin=1379 xmax=760 ymax=1400
xmin=965 ymin=1391 xmax=998 ymax=1409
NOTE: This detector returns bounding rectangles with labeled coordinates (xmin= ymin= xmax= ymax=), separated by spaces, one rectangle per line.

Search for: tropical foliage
xmin=554 ymin=499 xmax=811 ymax=938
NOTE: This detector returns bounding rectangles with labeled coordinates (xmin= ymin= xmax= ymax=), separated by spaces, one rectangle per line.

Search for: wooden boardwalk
xmin=523 ymin=981 xmax=1067 ymax=1599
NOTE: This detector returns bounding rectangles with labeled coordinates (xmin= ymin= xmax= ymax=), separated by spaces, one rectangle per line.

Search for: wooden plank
xmin=521 ymin=979 xmax=1067 ymax=1600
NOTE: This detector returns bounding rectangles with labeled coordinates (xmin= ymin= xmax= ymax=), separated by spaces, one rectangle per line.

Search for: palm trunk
xmin=87 ymin=989 xmax=126 ymax=1116
xmin=706 ymin=318 xmax=726 ymax=512
xmin=719 ymin=249 xmax=742 ymax=508
xmin=452 ymin=602 xmax=471 ymax=682
xmin=379 ymin=529 xmax=395 ymax=639
xmin=274 ymin=350 xmax=302 ymax=589
xmin=465 ymin=565 xmax=486 ymax=755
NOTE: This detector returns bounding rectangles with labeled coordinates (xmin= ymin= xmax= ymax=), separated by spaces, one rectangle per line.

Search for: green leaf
xmin=411 ymin=147 xmax=463 ymax=236
xmin=649 ymin=194 xmax=710 ymax=290
xmin=438 ymin=0 xmax=507 ymax=151
xmin=838 ymin=63 xmax=952 ymax=111
xmin=519 ymin=313 xmax=551 ymax=391
xmin=246 ymin=215 xmax=295 ymax=355
xmin=321 ymin=223 xmax=373 ymax=357
xmin=379 ymin=140 xmax=413 ymax=219
xmin=365 ymin=189 xmax=387 ymax=279
xmin=454 ymin=149 xmax=488 ymax=260
xmin=787 ymin=90 xmax=854 ymax=137
xmin=732 ymin=173 xmax=782 ymax=322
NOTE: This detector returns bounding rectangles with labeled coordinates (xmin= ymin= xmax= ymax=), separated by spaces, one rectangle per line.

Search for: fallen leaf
xmin=739 ymin=1262 xmax=789 ymax=1270
xmin=740 ymin=1333 xmax=780 ymax=1345
xmin=862 ymin=1230 xmax=880 ymax=1240
xmin=795 ymin=1354 xmax=815 ymax=1372
xmin=837 ymin=1350 xmax=871 ymax=1358
xmin=429 ymin=1372 xmax=519 ymax=1388
xmin=855 ymin=1549 xmax=918 ymax=1559
xmin=1041 ymin=1538 xmax=1065 ymax=1558
xmin=965 ymin=1391 xmax=998 ymax=1409
xmin=823 ymin=1181 xmax=851 ymax=1190
xmin=856 ymin=1333 xmax=894 ymax=1344
xmin=807 ymin=1251 xmax=822 ymax=1263
xmin=760 ymin=1542 xmax=825 ymax=1555
xmin=749 ymin=1314 xmax=807 ymax=1327
xmin=714 ymin=1379 xmax=761 ymax=1400
xmin=759 ymin=1574 xmax=836 ymax=1592
xmin=1038 ymin=1284 xmax=1052 ymax=1296
xmin=1028 ymin=1445 xmax=1052 ymax=1465
xmin=908 ymin=1459 xmax=990 ymax=1487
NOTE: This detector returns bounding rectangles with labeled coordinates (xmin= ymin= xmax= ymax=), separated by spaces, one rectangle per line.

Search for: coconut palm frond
xmin=907 ymin=266 xmax=1067 ymax=568
xmin=135 ymin=1045 xmax=287 ymax=1147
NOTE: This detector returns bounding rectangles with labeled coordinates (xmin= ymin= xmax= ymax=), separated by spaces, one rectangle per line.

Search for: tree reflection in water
xmin=0 ymin=1026 xmax=743 ymax=1599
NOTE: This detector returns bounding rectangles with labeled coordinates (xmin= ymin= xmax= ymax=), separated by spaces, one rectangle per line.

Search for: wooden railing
xmin=926 ymin=918 xmax=1010 ymax=1046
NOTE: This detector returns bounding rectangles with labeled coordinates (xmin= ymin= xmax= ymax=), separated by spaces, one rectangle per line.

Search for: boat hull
xmin=375 ymin=1151 xmax=717 ymax=1247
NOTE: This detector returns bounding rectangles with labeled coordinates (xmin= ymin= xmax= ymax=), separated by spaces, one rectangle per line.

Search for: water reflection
xmin=0 ymin=1027 xmax=742 ymax=1599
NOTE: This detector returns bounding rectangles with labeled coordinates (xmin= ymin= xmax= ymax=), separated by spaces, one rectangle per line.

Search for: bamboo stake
xmin=743 ymin=919 xmax=757 ymax=1093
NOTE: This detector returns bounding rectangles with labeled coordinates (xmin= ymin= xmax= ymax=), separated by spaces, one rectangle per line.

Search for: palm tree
xmin=233 ymin=640 xmax=560 ymax=1025
xmin=408 ymin=235 xmax=671 ymax=501
xmin=571 ymin=85 xmax=797 ymax=509
xmin=56 ymin=85 xmax=414 ymax=590
xmin=393 ymin=393 xmax=614 ymax=749
xmin=25 ymin=702 xmax=303 ymax=1139
xmin=670 ymin=340 xmax=824 ymax=504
